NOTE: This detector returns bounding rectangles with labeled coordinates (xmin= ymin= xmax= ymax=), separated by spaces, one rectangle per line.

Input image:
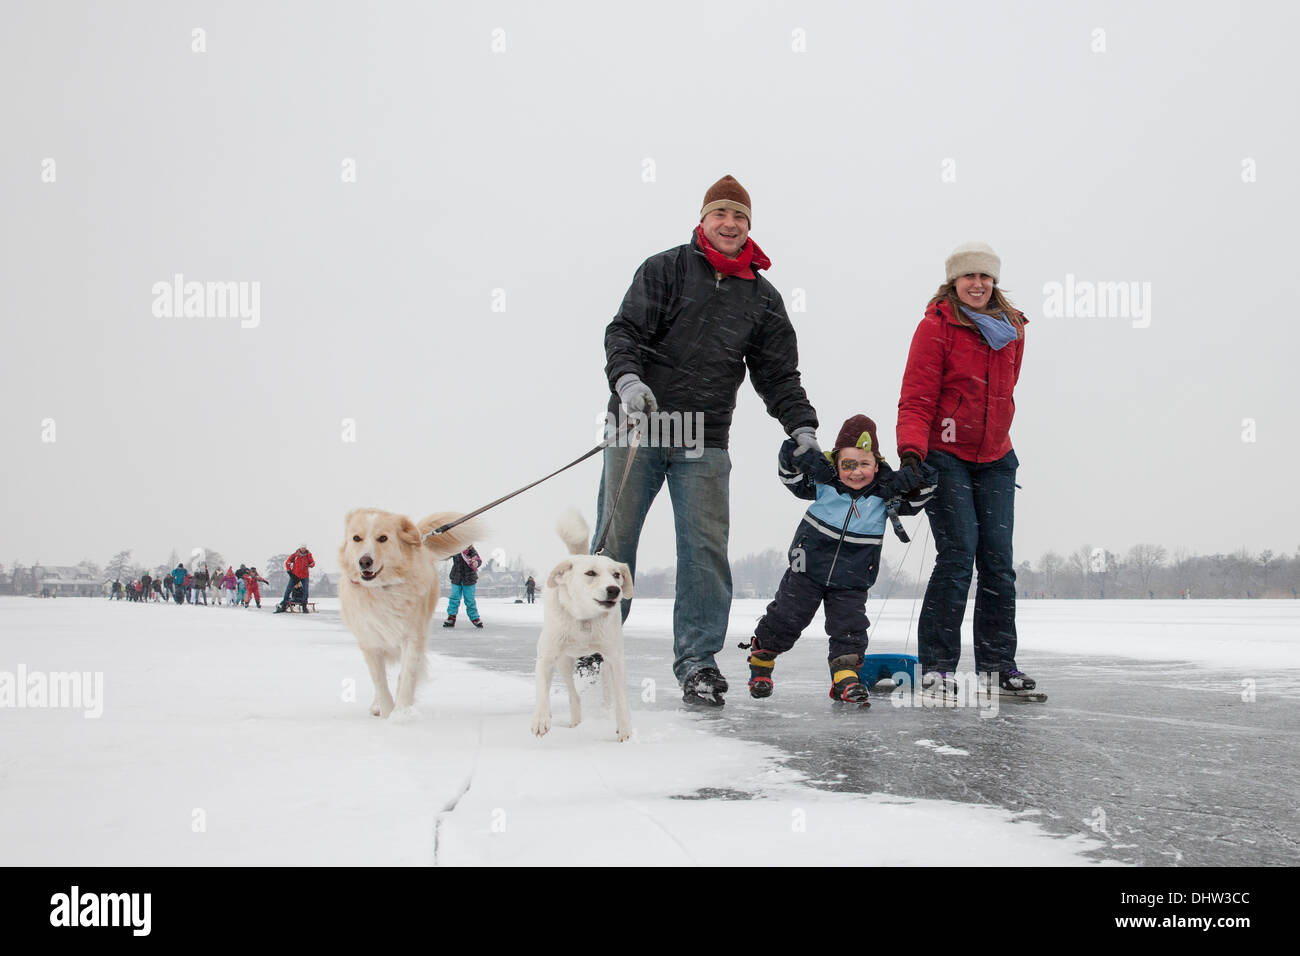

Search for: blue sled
xmin=859 ymin=653 xmax=918 ymax=688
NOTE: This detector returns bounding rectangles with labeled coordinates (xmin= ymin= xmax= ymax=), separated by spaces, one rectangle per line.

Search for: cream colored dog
xmin=531 ymin=510 xmax=634 ymax=742
xmin=338 ymin=508 xmax=479 ymax=718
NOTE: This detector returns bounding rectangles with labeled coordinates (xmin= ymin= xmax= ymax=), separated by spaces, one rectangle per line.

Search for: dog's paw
xmin=531 ymin=715 xmax=550 ymax=737
xmin=615 ymin=727 xmax=632 ymax=743
xmin=390 ymin=705 xmax=420 ymax=723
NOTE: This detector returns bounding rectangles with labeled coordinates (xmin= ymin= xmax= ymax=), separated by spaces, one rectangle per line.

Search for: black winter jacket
xmin=604 ymin=234 xmax=817 ymax=449
xmin=449 ymin=548 xmax=481 ymax=586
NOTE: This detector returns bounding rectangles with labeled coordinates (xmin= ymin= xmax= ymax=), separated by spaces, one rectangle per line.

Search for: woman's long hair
xmin=929 ymin=282 xmax=1025 ymax=337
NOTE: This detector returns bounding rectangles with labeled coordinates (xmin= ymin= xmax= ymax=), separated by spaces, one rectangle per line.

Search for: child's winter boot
xmin=829 ymin=654 xmax=870 ymax=706
xmin=746 ymin=638 xmax=779 ymax=699
xmin=442 ymin=615 xmax=456 ymax=628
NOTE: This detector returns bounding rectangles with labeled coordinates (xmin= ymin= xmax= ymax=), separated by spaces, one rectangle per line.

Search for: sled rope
xmin=867 ymin=508 xmax=931 ymax=652
xmin=901 ymin=520 xmax=931 ymax=654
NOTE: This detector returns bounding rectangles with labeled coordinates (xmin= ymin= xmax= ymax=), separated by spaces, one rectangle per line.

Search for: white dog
xmin=531 ymin=510 xmax=634 ymax=742
xmin=338 ymin=508 xmax=479 ymax=718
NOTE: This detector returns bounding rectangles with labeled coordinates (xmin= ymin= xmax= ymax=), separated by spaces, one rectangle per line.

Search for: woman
xmin=220 ymin=567 xmax=238 ymax=606
xmin=896 ymin=241 xmax=1037 ymax=696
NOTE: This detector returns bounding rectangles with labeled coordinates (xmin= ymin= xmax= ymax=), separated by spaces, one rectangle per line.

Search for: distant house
xmin=31 ymin=565 xmax=103 ymax=597
xmin=437 ymin=559 xmax=532 ymax=601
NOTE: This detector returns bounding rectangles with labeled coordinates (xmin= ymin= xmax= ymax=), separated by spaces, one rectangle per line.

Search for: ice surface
xmin=2 ymin=596 xmax=1295 ymax=865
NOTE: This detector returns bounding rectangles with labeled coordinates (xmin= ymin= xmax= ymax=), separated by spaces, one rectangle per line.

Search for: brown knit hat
xmin=700 ymin=175 xmax=752 ymax=223
xmin=827 ymin=415 xmax=883 ymax=462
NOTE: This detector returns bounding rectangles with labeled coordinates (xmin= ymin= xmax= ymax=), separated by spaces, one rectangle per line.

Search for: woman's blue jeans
xmin=918 ymin=449 xmax=1020 ymax=673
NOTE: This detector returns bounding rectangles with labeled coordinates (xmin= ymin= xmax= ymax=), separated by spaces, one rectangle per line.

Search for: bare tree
xmin=1258 ymin=549 xmax=1278 ymax=595
xmin=1229 ymin=548 xmax=1254 ymax=596
xmin=266 ymin=554 xmax=291 ymax=595
xmin=1127 ymin=543 xmax=1167 ymax=597
xmin=1170 ymin=546 xmax=1196 ymax=597
xmin=1039 ymin=550 xmax=1065 ymax=596
xmin=105 ymin=550 xmax=133 ymax=581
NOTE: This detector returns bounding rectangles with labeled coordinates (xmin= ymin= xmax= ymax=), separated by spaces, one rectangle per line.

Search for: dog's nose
xmin=605 ymin=585 xmax=621 ymax=599
xmin=359 ymin=554 xmax=373 ymax=570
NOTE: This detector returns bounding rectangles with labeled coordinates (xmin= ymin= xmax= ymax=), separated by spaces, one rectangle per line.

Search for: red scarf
xmin=694 ymin=224 xmax=771 ymax=279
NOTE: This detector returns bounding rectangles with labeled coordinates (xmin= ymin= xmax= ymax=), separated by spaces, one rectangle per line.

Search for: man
xmin=170 ymin=563 xmax=187 ymax=604
xmin=596 ymin=175 xmax=820 ymax=707
xmin=193 ymin=564 xmax=209 ymax=605
xmin=276 ymin=545 xmax=315 ymax=613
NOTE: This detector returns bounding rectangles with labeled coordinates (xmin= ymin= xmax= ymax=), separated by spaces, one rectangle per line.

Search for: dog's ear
xmin=547 ymin=559 xmax=573 ymax=589
xmin=616 ymin=563 xmax=634 ymax=600
xmin=341 ymin=510 xmax=360 ymax=544
xmin=398 ymin=517 xmax=421 ymax=547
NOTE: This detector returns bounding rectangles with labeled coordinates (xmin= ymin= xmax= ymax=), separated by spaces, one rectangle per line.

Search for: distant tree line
xmin=1012 ymin=545 xmax=1300 ymax=599
xmin=626 ymin=543 xmax=1300 ymax=601
xmin=6 ymin=543 xmax=1297 ymax=601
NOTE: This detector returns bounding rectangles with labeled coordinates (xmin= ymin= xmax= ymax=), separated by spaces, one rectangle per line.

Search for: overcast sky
xmin=2 ymin=0 xmax=1296 ymax=581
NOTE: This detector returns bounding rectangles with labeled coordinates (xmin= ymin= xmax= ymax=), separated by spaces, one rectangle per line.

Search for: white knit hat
xmin=945 ymin=241 xmax=1001 ymax=282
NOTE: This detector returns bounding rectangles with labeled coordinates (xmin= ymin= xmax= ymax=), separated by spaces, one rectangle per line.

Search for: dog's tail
xmin=417 ymin=513 xmax=484 ymax=561
xmin=556 ymin=508 xmax=590 ymax=556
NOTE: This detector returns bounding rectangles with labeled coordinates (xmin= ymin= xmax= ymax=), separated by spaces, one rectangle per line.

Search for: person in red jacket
xmin=275 ymin=546 xmax=315 ymax=613
xmin=245 ymin=567 xmax=269 ymax=608
xmin=896 ymin=242 xmax=1037 ymax=698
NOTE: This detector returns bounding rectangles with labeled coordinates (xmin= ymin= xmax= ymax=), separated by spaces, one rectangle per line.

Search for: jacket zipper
xmin=981 ymin=349 xmax=991 ymax=460
xmin=824 ymin=494 xmax=861 ymax=586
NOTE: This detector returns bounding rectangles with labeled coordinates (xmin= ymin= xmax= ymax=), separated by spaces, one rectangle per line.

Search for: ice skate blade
xmin=979 ymin=688 xmax=1048 ymax=702
xmin=681 ymin=692 xmax=726 ymax=709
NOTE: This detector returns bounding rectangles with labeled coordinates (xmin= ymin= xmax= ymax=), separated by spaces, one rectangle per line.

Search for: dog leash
xmin=591 ymin=432 xmax=640 ymax=555
xmin=421 ymin=442 xmax=609 ymax=541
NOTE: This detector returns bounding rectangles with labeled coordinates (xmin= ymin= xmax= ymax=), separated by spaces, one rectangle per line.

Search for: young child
xmin=744 ymin=415 xmax=938 ymax=705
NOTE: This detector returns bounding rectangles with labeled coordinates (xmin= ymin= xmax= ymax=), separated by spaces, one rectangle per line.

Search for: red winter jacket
xmin=897 ymin=299 xmax=1026 ymax=463
xmin=285 ymin=550 xmax=315 ymax=579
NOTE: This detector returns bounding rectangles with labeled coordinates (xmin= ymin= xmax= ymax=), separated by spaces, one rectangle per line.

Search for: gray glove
xmin=615 ymin=374 xmax=658 ymax=415
xmin=790 ymin=426 xmax=822 ymax=457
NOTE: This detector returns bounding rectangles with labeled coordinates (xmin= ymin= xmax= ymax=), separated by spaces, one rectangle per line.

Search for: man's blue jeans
xmin=918 ymin=449 xmax=1019 ymax=673
xmin=592 ymin=444 xmax=731 ymax=684
xmin=281 ymin=575 xmax=308 ymax=608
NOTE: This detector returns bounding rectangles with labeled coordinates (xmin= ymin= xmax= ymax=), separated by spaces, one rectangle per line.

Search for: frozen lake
xmin=439 ymin=597 xmax=1300 ymax=867
xmin=0 ymin=596 xmax=1294 ymax=866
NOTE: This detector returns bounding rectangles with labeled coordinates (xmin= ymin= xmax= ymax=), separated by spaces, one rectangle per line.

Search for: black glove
xmin=888 ymin=467 xmax=925 ymax=496
xmin=882 ymin=456 xmax=936 ymax=499
xmin=899 ymin=451 xmax=924 ymax=480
